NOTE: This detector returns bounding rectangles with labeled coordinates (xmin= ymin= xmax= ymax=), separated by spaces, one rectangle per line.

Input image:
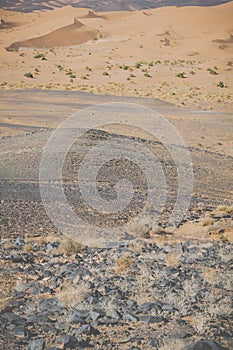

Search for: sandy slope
xmin=0 ymin=2 xmax=233 ymax=109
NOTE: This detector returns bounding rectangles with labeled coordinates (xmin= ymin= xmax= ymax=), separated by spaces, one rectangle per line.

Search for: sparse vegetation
xmin=57 ymin=237 xmax=83 ymax=255
xmin=217 ymin=205 xmax=233 ymax=214
xmin=207 ymin=68 xmax=218 ymax=75
xmin=217 ymin=81 xmax=225 ymax=88
xmin=24 ymin=72 xmax=34 ymax=78
xmin=56 ymin=283 xmax=90 ymax=307
xmin=201 ymin=217 xmax=215 ymax=226
xmin=176 ymin=72 xmax=186 ymax=78
xmin=34 ymin=53 xmax=45 ymax=59
xmin=114 ymin=254 xmax=132 ymax=275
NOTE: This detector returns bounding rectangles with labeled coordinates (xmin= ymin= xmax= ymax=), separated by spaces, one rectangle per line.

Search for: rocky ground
xmin=0 ymin=203 xmax=233 ymax=350
xmin=0 ymin=91 xmax=232 ymax=349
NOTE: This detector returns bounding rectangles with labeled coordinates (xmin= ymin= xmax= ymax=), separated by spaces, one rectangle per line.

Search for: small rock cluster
xmin=0 ymin=207 xmax=232 ymax=350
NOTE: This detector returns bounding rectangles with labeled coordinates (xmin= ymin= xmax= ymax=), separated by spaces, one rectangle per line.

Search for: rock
xmin=89 ymin=311 xmax=100 ymax=321
xmin=68 ymin=310 xmax=90 ymax=324
xmin=138 ymin=302 xmax=157 ymax=312
xmin=147 ymin=338 xmax=160 ymax=348
xmin=189 ymin=340 xmax=227 ymax=350
xmin=123 ymin=313 xmax=138 ymax=322
xmin=11 ymin=325 xmax=28 ymax=338
xmin=15 ymin=237 xmax=24 ymax=245
xmin=4 ymin=312 xmax=26 ymax=325
xmin=55 ymin=335 xmax=78 ymax=349
xmin=47 ymin=243 xmax=53 ymax=251
xmin=28 ymin=339 xmax=45 ymax=350
xmin=75 ymin=324 xmax=99 ymax=335
xmin=139 ymin=316 xmax=163 ymax=324
xmin=106 ymin=308 xmax=121 ymax=320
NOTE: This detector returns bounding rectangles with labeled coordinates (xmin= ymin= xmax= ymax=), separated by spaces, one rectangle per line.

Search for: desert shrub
xmin=24 ymin=72 xmax=33 ymax=78
xmin=176 ymin=72 xmax=186 ymax=78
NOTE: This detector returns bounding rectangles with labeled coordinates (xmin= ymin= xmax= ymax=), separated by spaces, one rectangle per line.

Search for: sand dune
xmin=80 ymin=10 xmax=105 ymax=19
xmin=6 ymin=19 xmax=103 ymax=49
xmin=0 ymin=2 xmax=233 ymax=110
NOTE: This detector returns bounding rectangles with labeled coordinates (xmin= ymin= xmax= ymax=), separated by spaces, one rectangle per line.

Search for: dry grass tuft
xmin=129 ymin=242 xmax=144 ymax=253
xmin=217 ymin=205 xmax=233 ymax=214
xmin=201 ymin=267 xmax=217 ymax=284
xmin=164 ymin=251 xmax=180 ymax=266
xmin=23 ymin=243 xmax=34 ymax=252
xmin=0 ymin=296 xmax=7 ymax=312
xmin=56 ymin=283 xmax=90 ymax=308
xmin=126 ymin=221 xmax=151 ymax=238
xmin=160 ymin=337 xmax=186 ymax=350
xmin=114 ymin=254 xmax=133 ymax=275
xmin=57 ymin=237 xmax=83 ymax=255
xmin=201 ymin=218 xmax=215 ymax=226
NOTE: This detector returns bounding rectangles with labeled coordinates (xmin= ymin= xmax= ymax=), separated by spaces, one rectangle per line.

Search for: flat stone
xmin=147 ymin=338 xmax=160 ymax=348
xmin=139 ymin=316 xmax=163 ymax=324
xmin=189 ymin=340 xmax=227 ymax=350
xmin=75 ymin=324 xmax=99 ymax=335
xmin=123 ymin=313 xmax=138 ymax=322
xmin=89 ymin=311 xmax=100 ymax=321
xmin=11 ymin=325 xmax=28 ymax=338
xmin=4 ymin=312 xmax=26 ymax=325
xmin=55 ymin=335 xmax=78 ymax=349
xmin=28 ymin=339 xmax=45 ymax=350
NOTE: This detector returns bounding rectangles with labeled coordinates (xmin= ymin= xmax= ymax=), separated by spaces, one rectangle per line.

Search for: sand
xmin=0 ymin=2 xmax=233 ymax=109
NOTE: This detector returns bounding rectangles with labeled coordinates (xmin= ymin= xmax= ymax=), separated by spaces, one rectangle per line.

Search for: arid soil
xmin=0 ymin=2 xmax=232 ymax=350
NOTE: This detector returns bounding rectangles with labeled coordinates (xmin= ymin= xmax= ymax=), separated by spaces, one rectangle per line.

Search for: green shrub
xmin=217 ymin=81 xmax=225 ymax=88
xmin=135 ymin=62 xmax=142 ymax=68
xmin=34 ymin=53 xmax=44 ymax=59
xmin=176 ymin=72 xmax=186 ymax=78
xmin=24 ymin=72 xmax=33 ymax=78
xmin=207 ymin=68 xmax=218 ymax=75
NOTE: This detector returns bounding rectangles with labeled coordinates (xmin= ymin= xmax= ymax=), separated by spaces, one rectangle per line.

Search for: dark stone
xmin=11 ymin=325 xmax=28 ymax=338
xmin=139 ymin=316 xmax=163 ymax=324
xmin=89 ymin=311 xmax=100 ymax=321
xmin=28 ymin=339 xmax=45 ymax=350
xmin=4 ymin=312 xmax=26 ymax=325
xmin=106 ymin=308 xmax=121 ymax=319
xmin=189 ymin=340 xmax=228 ymax=350
xmin=75 ymin=324 xmax=99 ymax=335
xmin=123 ymin=313 xmax=138 ymax=322
xmin=147 ymin=338 xmax=160 ymax=348
xmin=27 ymin=314 xmax=51 ymax=325
xmin=55 ymin=335 xmax=78 ymax=349
xmin=73 ymin=310 xmax=90 ymax=318
xmin=138 ymin=302 xmax=157 ymax=312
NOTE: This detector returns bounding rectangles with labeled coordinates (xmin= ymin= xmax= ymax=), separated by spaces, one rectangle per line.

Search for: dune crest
xmin=6 ymin=19 xmax=103 ymax=49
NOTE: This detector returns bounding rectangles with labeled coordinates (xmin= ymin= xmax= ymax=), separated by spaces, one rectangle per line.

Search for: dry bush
xmin=57 ymin=237 xmax=83 ymax=255
xmin=0 ymin=296 xmax=7 ymax=312
xmin=192 ymin=312 xmax=209 ymax=335
xmin=56 ymin=283 xmax=90 ymax=308
xmin=151 ymin=234 xmax=168 ymax=247
xmin=160 ymin=337 xmax=186 ymax=350
xmin=201 ymin=267 xmax=217 ymax=284
xmin=164 ymin=251 xmax=180 ymax=266
xmin=23 ymin=243 xmax=34 ymax=252
xmin=114 ymin=254 xmax=133 ymax=275
xmin=129 ymin=242 xmax=144 ymax=253
xmin=25 ymin=234 xmax=60 ymax=244
xmin=126 ymin=221 xmax=151 ymax=238
xmin=217 ymin=205 xmax=233 ymax=214
xmin=201 ymin=218 xmax=215 ymax=227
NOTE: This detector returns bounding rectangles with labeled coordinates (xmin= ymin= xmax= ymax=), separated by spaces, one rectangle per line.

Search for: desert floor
xmin=0 ymin=2 xmax=233 ymax=110
xmin=0 ymin=2 xmax=233 ymax=350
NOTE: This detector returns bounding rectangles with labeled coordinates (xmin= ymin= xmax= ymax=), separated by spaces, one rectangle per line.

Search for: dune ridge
xmin=0 ymin=1 xmax=232 ymax=110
